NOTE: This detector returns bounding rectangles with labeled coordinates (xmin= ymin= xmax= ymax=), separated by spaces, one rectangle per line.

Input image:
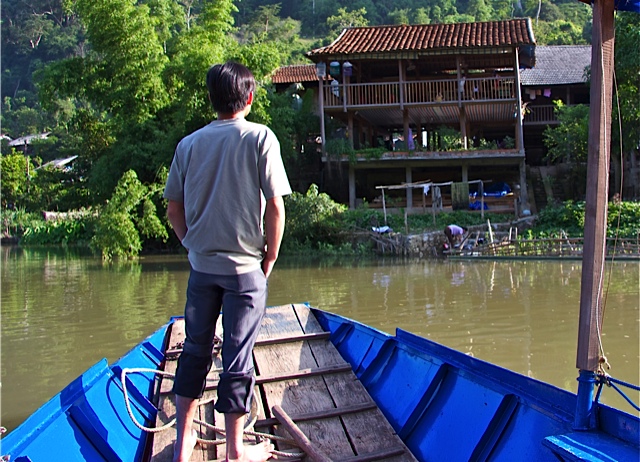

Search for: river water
xmin=2 ymin=247 xmax=639 ymax=432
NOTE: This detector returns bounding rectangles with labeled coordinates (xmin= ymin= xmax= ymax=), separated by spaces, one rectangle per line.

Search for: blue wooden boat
xmin=2 ymin=304 xmax=639 ymax=461
xmin=4 ymin=0 xmax=640 ymax=459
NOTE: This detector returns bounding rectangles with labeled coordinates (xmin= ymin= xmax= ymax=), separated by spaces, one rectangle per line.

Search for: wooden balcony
xmin=322 ymin=148 xmax=524 ymax=164
xmin=323 ymin=76 xmax=517 ymax=110
xmin=523 ymin=104 xmax=559 ymax=125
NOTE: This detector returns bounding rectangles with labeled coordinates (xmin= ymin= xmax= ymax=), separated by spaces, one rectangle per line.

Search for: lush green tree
xmin=74 ymin=0 xmax=170 ymax=123
xmin=535 ymin=19 xmax=587 ymax=44
xmin=265 ymin=86 xmax=320 ymax=187
xmin=1 ymin=153 xmax=32 ymax=209
xmin=1 ymin=93 xmax=52 ymax=137
xmin=612 ymin=12 xmax=640 ymax=199
xmin=90 ymin=169 xmax=168 ymax=259
xmin=414 ymin=8 xmax=431 ymax=24
xmin=236 ymin=4 xmax=306 ymax=65
xmin=543 ymin=102 xmax=589 ymax=163
xmin=388 ymin=9 xmax=411 ymax=25
xmin=466 ymin=0 xmax=492 ymax=22
xmin=283 ymin=184 xmax=348 ymax=251
xmin=326 ymin=7 xmax=368 ymax=39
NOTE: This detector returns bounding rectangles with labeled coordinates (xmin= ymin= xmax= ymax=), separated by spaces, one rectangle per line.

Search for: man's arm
xmin=262 ymin=196 xmax=285 ymax=279
xmin=167 ymin=200 xmax=187 ymax=243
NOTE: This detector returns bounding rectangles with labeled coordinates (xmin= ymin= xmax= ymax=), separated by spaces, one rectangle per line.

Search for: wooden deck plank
xmin=293 ymin=305 xmax=418 ymax=462
xmin=152 ymin=320 xmax=182 ymax=461
xmin=254 ymin=304 xmax=356 ymax=460
xmin=152 ymin=318 xmax=227 ymax=461
xmin=152 ymin=306 xmax=417 ymax=462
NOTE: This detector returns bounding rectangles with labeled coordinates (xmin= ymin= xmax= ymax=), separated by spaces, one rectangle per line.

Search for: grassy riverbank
xmin=3 ymin=187 xmax=640 ymax=258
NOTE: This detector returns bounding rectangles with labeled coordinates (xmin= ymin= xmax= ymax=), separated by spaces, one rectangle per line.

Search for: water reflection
xmin=2 ymin=249 xmax=639 ymax=432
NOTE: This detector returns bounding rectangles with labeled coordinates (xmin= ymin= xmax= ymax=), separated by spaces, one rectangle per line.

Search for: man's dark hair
xmin=206 ymin=62 xmax=256 ymax=114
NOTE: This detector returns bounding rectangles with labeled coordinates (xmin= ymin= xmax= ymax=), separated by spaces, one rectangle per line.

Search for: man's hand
xmin=262 ymin=196 xmax=285 ymax=279
xmin=262 ymin=256 xmax=277 ymax=279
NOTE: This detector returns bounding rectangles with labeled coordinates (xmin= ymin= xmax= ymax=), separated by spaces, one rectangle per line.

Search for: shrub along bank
xmin=3 ymin=184 xmax=640 ymax=259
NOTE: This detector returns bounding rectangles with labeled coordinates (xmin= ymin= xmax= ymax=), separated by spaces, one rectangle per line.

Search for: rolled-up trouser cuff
xmin=214 ymin=370 xmax=255 ymax=414
xmin=172 ymin=351 xmax=213 ymax=399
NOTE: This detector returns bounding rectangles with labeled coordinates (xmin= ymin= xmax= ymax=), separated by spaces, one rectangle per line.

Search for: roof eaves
xmin=525 ymin=17 xmax=536 ymax=44
xmin=307 ymin=27 xmax=351 ymax=60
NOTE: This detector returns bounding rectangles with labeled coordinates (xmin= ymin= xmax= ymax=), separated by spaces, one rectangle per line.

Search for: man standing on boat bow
xmin=164 ymin=61 xmax=291 ymax=462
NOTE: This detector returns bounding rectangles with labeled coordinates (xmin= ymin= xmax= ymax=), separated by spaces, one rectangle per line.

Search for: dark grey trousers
xmin=172 ymin=268 xmax=267 ymax=414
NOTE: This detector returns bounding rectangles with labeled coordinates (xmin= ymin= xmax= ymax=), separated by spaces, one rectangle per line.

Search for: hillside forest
xmin=1 ymin=0 xmax=639 ymax=257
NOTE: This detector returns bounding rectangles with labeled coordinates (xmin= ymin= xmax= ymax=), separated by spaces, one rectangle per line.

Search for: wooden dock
xmin=150 ymin=303 xmax=417 ymax=462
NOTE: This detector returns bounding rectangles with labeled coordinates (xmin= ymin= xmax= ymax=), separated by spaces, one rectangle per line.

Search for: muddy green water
xmin=2 ymin=247 xmax=638 ymax=432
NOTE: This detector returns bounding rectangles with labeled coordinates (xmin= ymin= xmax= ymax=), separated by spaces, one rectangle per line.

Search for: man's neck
xmin=217 ymin=106 xmax=250 ymax=120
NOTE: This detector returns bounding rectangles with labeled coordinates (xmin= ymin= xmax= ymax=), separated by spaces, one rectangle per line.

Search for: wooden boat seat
xmin=543 ymin=432 xmax=639 ymax=461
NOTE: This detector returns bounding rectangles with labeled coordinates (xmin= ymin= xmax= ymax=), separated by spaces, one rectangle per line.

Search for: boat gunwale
xmin=312 ymin=307 xmax=640 ymax=446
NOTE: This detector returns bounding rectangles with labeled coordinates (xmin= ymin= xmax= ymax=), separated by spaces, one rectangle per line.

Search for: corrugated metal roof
xmin=520 ymin=45 xmax=591 ymax=86
xmin=7 ymin=132 xmax=50 ymax=147
xmin=307 ymin=19 xmax=535 ymax=58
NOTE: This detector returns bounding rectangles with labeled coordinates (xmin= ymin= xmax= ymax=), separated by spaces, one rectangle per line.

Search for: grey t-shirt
xmin=164 ymin=118 xmax=291 ymax=275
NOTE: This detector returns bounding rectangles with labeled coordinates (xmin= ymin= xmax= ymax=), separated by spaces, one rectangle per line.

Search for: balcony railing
xmin=323 ymin=77 xmax=517 ymax=109
xmin=523 ymin=104 xmax=559 ymax=125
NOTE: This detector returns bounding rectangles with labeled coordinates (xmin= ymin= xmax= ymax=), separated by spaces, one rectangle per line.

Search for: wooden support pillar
xmin=318 ymin=78 xmax=326 ymax=156
xmin=398 ymin=60 xmax=405 ymax=110
xmin=461 ymin=164 xmax=469 ymax=183
xmin=519 ymin=159 xmax=529 ymax=212
xmin=459 ymin=107 xmax=468 ymax=149
xmin=406 ymin=167 xmax=413 ymax=210
xmin=403 ymin=109 xmax=410 ymax=151
xmin=342 ymin=75 xmax=349 ymax=113
xmin=514 ymin=50 xmax=525 ymax=153
xmin=456 ymin=56 xmax=463 ymax=108
xmin=348 ymin=164 xmax=356 ymax=210
xmin=347 ymin=112 xmax=354 ymax=149
xmin=416 ymin=121 xmax=423 ymax=149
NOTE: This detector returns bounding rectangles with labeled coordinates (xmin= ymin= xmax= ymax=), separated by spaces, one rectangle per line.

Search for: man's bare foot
xmin=173 ymin=429 xmax=198 ymax=462
xmin=227 ymin=440 xmax=274 ymax=462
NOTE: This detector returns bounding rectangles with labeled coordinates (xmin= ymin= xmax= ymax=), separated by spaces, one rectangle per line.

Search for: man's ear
xmin=247 ymin=92 xmax=254 ymax=106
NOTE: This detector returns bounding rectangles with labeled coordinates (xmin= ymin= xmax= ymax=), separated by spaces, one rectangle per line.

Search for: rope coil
xmin=120 ymin=368 xmax=304 ymax=458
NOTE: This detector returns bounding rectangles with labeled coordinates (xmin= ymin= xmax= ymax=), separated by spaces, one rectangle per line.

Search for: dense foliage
xmin=530 ymin=200 xmax=640 ymax=238
xmin=1 ymin=1 xmax=638 ymax=257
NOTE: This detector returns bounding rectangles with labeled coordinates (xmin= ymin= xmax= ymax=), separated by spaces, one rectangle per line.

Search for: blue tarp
xmin=470 ymin=182 xmax=512 ymax=199
xmin=616 ymin=0 xmax=640 ymax=13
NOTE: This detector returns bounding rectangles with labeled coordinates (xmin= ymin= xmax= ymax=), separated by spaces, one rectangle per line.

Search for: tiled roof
xmin=520 ymin=45 xmax=591 ymax=86
xmin=271 ymin=64 xmax=327 ymax=84
xmin=307 ymin=19 xmax=535 ymax=58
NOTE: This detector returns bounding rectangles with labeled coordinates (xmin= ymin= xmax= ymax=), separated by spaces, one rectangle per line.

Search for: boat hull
xmin=2 ymin=322 xmax=171 ymax=461
xmin=311 ymin=307 xmax=639 ymax=461
xmin=3 ymin=307 xmax=638 ymax=461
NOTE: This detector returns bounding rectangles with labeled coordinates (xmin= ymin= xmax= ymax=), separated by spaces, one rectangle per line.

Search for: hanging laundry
xmin=543 ymin=88 xmax=552 ymax=97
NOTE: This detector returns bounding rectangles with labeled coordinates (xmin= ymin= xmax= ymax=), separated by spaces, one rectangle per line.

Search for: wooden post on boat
xmin=272 ymin=405 xmax=334 ymax=462
xmin=575 ymin=0 xmax=616 ymax=431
